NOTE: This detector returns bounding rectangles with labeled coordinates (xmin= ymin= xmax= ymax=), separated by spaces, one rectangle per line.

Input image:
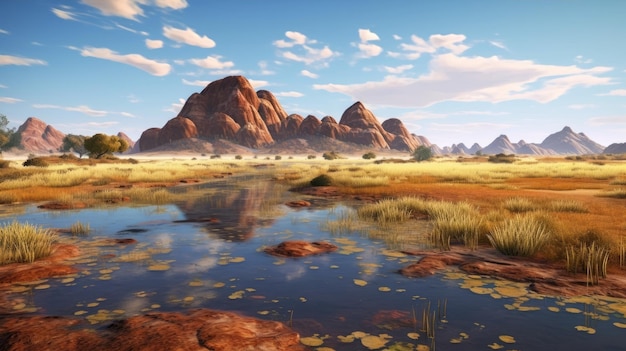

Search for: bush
xmin=235 ymin=155 xmax=243 ymax=160
xmin=310 ymin=174 xmax=333 ymax=187
xmin=23 ymin=157 xmax=49 ymax=167
xmin=411 ymin=146 xmax=433 ymax=162
xmin=488 ymin=153 xmax=516 ymax=163
xmin=275 ymin=155 xmax=282 ymax=160
xmin=362 ymin=152 xmax=376 ymax=160
xmin=307 ymin=155 xmax=316 ymax=159
xmin=323 ymin=151 xmax=341 ymax=160
xmin=0 ymin=160 xmax=10 ymax=168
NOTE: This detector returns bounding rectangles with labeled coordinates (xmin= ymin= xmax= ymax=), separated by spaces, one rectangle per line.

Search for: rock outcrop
xmin=539 ymin=126 xmax=605 ymax=155
xmin=604 ymin=142 xmax=626 ymax=154
xmin=13 ymin=117 xmax=65 ymax=153
xmin=136 ymin=75 xmax=424 ymax=152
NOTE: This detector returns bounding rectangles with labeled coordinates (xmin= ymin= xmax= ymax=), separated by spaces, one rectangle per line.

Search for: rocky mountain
xmin=13 ymin=117 xmax=65 ymax=153
xmin=136 ymin=75 xmax=427 ymax=153
xmin=604 ymin=143 xmax=626 ymax=154
xmin=441 ymin=126 xmax=606 ymax=156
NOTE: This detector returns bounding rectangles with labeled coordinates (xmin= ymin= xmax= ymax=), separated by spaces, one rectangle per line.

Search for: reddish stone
xmin=264 ymin=240 xmax=338 ymax=257
xmin=285 ymin=200 xmax=311 ymax=208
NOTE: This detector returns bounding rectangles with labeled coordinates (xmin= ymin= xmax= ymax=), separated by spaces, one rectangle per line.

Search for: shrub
xmin=487 ymin=214 xmax=551 ymax=256
xmin=23 ymin=157 xmax=49 ymax=167
xmin=275 ymin=155 xmax=282 ymax=160
xmin=235 ymin=155 xmax=243 ymax=160
xmin=310 ymin=174 xmax=333 ymax=187
xmin=307 ymin=155 xmax=316 ymax=159
xmin=323 ymin=151 xmax=341 ymax=160
xmin=0 ymin=221 xmax=57 ymax=264
xmin=0 ymin=160 xmax=10 ymax=168
xmin=362 ymin=152 xmax=376 ymax=160
xmin=411 ymin=146 xmax=433 ymax=162
xmin=488 ymin=153 xmax=516 ymax=163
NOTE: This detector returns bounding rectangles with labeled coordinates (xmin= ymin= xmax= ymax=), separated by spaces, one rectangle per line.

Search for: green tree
xmin=411 ymin=145 xmax=433 ymax=162
xmin=362 ymin=152 xmax=376 ymax=160
xmin=61 ymin=134 xmax=88 ymax=158
xmin=84 ymin=133 xmax=129 ymax=159
xmin=0 ymin=114 xmax=17 ymax=150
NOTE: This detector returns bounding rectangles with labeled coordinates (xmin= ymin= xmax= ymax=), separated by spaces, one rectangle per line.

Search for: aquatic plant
xmin=487 ymin=214 xmax=551 ymax=256
xmin=70 ymin=221 xmax=91 ymax=236
xmin=565 ymin=242 xmax=610 ymax=285
xmin=0 ymin=221 xmax=57 ymax=264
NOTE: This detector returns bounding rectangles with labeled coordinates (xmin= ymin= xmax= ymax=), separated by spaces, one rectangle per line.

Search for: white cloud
xmin=182 ymin=78 xmax=211 ymax=87
xmin=80 ymin=47 xmax=171 ymax=76
xmin=256 ymin=61 xmax=274 ymax=75
xmin=33 ymin=104 xmax=109 ymax=117
xmin=81 ymin=0 xmax=145 ymax=20
xmin=249 ymin=79 xmax=269 ymax=89
xmin=384 ymin=64 xmax=413 ymax=74
xmin=359 ymin=29 xmax=380 ymax=42
xmin=163 ymin=26 xmax=215 ymax=48
xmin=52 ymin=8 xmax=77 ymax=20
xmin=357 ymin=43 xmax=383 ymax=58
xmin=0 ymin=55 xmax=47 ymax=66
xmin=588 ymin=116 xmax=626 ymax=125
xmin=301 ymin=70 xmax=319 ymax=79
xmin=392 ymin=34 xmax=402 ymax=40
xmin=273 ymin=31 xmax=308 ymax=48
xmin=189 ymin=55 xmax=234 ymax=69
xmin=598 ymin=89 xmax=626 ymax=96
xmin=115 ymin=23 xmax=146 ymax=35
xmin=575 ymin=55 xmax=593 ymax=64
xmin=314 ymin=54 xmax=613 ymax=107
xmin=0 ymin=29 xmax=8 ymax=35
xmin=0 ymin=97 xmax=23 ymax=104
xmin=394 ymin=33 xmax=469 ymax=60
xmin=275 ymin=91 xmax=304 ymax=98
xmin=0 ymin=84 xmax=7 ymax=88
xmin=165 ymin=98 xmax=186 ymax=113
xmin=120 ymin=112 xmax=135 ymax=118
xmin=154 ymin=0 xmax=188 ymax=9
xmin=489 ymin=40 xmax=507 ymax=50
xmin=145 ymin=39 xmax=163 ymax=49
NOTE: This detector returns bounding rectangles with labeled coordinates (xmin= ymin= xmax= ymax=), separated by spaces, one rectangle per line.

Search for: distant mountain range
xmin=6 ymin=75 xmax=626 ymax=156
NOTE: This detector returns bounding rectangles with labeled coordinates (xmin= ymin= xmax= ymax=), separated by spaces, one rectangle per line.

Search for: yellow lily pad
xmin=361 ymin=335 xmax=390 ymax=349
xmin=488 ymin=343 xmax=503 ymax=349
xmin=353 ymin=279 xmax=368 ymax=287
xmin=548 ymin=306 xmax=560 ymax=312
xmin=228 ymin=290 xmax=245 ymax=300
xmin=147 ymin=264 xmax=170 ymax=271
xmin=229 ymin=257 xmax=245 ymax=263
xmin=34 ymin=284 xmax=50 ymax=290
xmin=300 ymin=336 xmax=324 ymax=347
xmin=498 ymin=335 xmax=515 ymax=344
xmin=565 ymin=307 xmax=582 ymax=314
xmin=378 ymin=286 xmax=391 ymax=292
xmin=613 ymin=322 xmax=626 ymax=329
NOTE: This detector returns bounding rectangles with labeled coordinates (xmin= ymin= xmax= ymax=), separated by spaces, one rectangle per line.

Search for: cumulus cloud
xmin=248 ymin=79 xmax=269 ymax=89
xmin=0 ymin=55 xmax=47 ymax=66
xmin=301 ymin=70 xmax=319 ymax=79
xmin=154 ymin=0 xmax=188 ymax=9
xmin=0 ymin=97 xmax=23 ymax=104
xmin=275 ymin=91 xmax=304 ymax=98
xmin=355 ymin=29 xmax=382 ymax=58
xmin=33 ymin=104 xmax=109 ymax=117
xmin=359 ymin=29 xmax=380 ymax=42
xmin=145 ymin=38 xmax=163 ymax=49
xmin=80 ymin=47 xmax=171 ymax=76
xmin=189 ymin=55 xmax=234 ymax=69
xmin=163 ymin=26 xmax=215 ymax=48
xmin=165 ymin=98 xmax=185 ymax=113
xmin=52 ymin=7 xmax=77 ymax=20
xmin=274 ymin=31 xmax=336 ymax=65
xmin=314 ymin=54 xmax=613 ymax=107
xmin=391 ymin=33 xmax=469 ymax=60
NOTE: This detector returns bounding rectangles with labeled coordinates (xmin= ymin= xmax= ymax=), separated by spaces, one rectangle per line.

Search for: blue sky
xmin=1 ymin=0 xmax=625 ymax=148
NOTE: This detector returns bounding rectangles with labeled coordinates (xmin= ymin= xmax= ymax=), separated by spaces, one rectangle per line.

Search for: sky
xmin=1 ymin=0 xmax=625 ymax=148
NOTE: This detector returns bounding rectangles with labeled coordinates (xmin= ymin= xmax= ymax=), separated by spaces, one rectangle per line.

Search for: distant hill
xmin=13 ymin=117 xmax=65 ymax=153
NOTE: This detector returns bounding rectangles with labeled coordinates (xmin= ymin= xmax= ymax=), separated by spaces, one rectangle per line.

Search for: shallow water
xmin=3 ymin=181 xmax=626 ymax=351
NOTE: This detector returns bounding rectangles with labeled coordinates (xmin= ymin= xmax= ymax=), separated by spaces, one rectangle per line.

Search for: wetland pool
xmin=2 ymin=181 xmax=626 ymax=351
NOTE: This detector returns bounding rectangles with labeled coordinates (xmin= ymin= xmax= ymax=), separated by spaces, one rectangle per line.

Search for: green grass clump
xmin=487 ymin=214 xmax=551 ymax=256
xmin=0 ymin=221 xmax=57 ymax=264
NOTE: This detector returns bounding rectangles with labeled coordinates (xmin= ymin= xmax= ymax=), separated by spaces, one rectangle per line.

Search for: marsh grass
xmin=549 ymin=199 xmax=588 ymax=213
xmin=70 ymin=221 xmax=91 ymax=236
xmin=598 ymin=188 xmax=626 ymax=199
xmin=487 ymin=213 xmax=551 ymax=256
xmin=0 ymin=221 xmax=57 ymax=264
xmin=503 ymin=197 xmax=540 ymax=212
xmin=565 ymin=242 xmax=610 ymax=285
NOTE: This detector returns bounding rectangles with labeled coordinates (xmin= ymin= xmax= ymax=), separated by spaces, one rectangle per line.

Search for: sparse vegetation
xmin=70 ymin=221 xmax=91 ymax=236
xmin=488 ymin=153 xmax=516 ymax=163
xmin=362 ymin=152 xmax=376 ymax=160
xmin=322 ymin=151 xmax=341 ymax=160
xmin=488 ymin=213 xmax=551 ymax=256
xmin=23 ymin=157 xmax=49 ymax=167
xmin=0 ymin=221 xmax=57 ymax=264
xmin=411 ymin=145 xmax=433 ymax=162
xmin=310 ymin=174 xmax=333 ymax=187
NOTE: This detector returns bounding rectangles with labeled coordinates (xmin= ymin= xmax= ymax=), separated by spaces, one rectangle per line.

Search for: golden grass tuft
xmin=487 ymin=213 xmax=552 ymax=257
xmin=0 ymin=221 xmax=57 ymax=265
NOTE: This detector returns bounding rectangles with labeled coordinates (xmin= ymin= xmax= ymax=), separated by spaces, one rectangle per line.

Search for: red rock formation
xmin=14 ymin=117 xmax=65 ymax=153
xmin=258 ymin=98 xmax=284 ymax=139
xmin=278 ymin=114 xmax=304 ymax=139
xmin=264 ymin=241 xmax=338 ymax=257
xmin=339 ymin=102 xmax=393 ymax=147
xmin=157 ymin=116 xmax=197 ymax=146
xmin=206 ymin=112 xmax=241 ymax=139
xmin=319 ymin=118 xmax=350 ymax=139
xmin=137 ymin=128 xmax=160 ymax=151
xmin=0 ymin=309 xmax=304 ymax=351
xmin=298 ymin=115 xmax=321 ymax=136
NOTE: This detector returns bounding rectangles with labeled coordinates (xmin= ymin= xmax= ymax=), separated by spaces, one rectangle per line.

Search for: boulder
xmin=157 ymin=116 xmax=198 ymax=146
xmin=264 ymin=241 xmax=338 ymax=257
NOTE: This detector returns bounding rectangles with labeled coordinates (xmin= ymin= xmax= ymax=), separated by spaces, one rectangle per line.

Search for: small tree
xmin=362 ymin=152 xmax=376 ymax=160
xmin=0 ymin=114 xmax=17 ymax=150
xmin=84 ymin=133 xmax=129 ymax=159
xmin=61 ymin=134 xmax=88 ymax=158
xmin=411 ymin=145 xmax=433 ymax=162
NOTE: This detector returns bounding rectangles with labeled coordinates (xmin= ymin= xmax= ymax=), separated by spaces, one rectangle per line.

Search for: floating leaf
xmin=74 ymin=310 xmax=88 ymax=316
xmin=229 ymin=257 xmax=245 ymax=263
xmin=309 ymin=266 xmax=319 ymax=270
xmin=548 ymin=306 xmax=560 ymax=312
xmin=488 ymin=343 xmax=503 ymax=349
xmin=228 ymin=290 xmax=245 ymax=300
xmin=147 ymin=264 xmax=170 ymax=271
xmin=498 ymin=335 xmax=515 ymax=344
xmin=407 ymin=332 xmax=420 ymax=340
xmin=469 ymin=287 xmax=493 ymax=295
xmin=87 ymin=302 xmax=99 ymax=308
xmin=565 ymin=307 xmax=583 ymax=314
xmin=183 ymin=296 xmax=194 ymax=303
xmin=61 ymin=277 xmax=75 ymax=284
xmin=300 ymin=297 xmax=307 ymax=302
xmin=378 ymin=286 xmax=391 ymax=292
xmin=416 ymin=345 xmax=430 ymax=351
xmin=150 ymin=304 xmax=161 ymax=309
xmin=257 ymin=310 xmax=270 ymax=315
xmin=34 ymin=284 xmax=50 ymax=290
xmin=353 ymin=279 xmax=368 ymax=287
xmin=575 ymin=326 xmax=596 ymax=334
xmin=300 ymin=336 xmax=324 ymax=347
xmin=213 ymin=282 xmax=225 ymax=288
xmin=361 ymin=335 xmax=390 ymax=349
xmin=330 ymin=265 xmax=339 ymax=269
xmin=613 ymin=322 xmax=626 ymax=329
xmin=12 ymin=303 xmax=26 ymax=310
xmin=337 ymin=335 xmax=355 ymax=343
xmin=351 ymin=331 xmax=368 ymax=339
xmin=494 ymin=285 xmax=527 ymax=298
